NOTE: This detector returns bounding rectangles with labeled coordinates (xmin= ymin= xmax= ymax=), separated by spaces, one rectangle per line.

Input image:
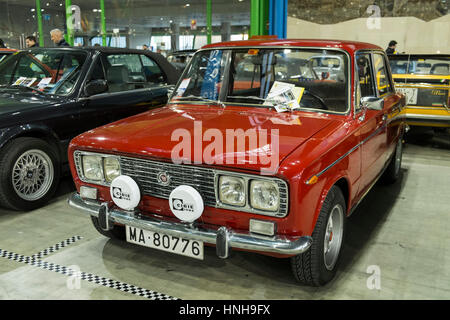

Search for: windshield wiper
xmin=174 ymin=95 xmax=225 ymax=108
xmin=226 ymin=95 xmax=266 ymax=102
xmin=7 ymin=85 xmax=46 ymax=96
xmin=226 ymin=95 xmax=291 ymax=111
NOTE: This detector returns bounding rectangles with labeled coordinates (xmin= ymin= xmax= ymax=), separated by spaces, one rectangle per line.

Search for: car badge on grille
xmin=157 ymin=171 xmax=171 ymax=186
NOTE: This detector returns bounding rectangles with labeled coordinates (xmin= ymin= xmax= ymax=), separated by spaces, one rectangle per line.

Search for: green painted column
xmin=206 ymin=0 xmax=212 ymax=44
xmin=250 ymin=0 xmax=269 ymax=37
xmin=35 ymin=0 xmax=44 ymax=46
xmin=100 ymin=0 xmax=106 ymax=46
xmin=65 ymin=0 xmax=74 ymax=45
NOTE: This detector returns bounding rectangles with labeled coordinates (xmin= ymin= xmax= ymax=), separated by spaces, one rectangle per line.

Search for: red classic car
xmin=68 ymin=39 xmax=406 ymax=286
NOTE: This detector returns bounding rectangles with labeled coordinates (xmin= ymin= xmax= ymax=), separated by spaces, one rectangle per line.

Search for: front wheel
xmin=291 ymin=186 xmax=346 ymax=286
xmin=0 ymin=137 xmax=60 ymax=211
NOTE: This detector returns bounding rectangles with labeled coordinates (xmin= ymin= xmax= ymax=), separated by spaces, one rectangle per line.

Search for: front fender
xmin=0 ymin=123 xmax=61 ymax=157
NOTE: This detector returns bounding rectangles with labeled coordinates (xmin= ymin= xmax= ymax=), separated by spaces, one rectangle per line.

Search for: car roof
xmin=27 ymin=46 xmax=156 ymax=54
xmin=23 ymin=47 xmax=181 ymax=84
xmin=202 ymin=39 xmax=382 ymax=54
xmin=169 ymin=50 xmax=196 ymax=54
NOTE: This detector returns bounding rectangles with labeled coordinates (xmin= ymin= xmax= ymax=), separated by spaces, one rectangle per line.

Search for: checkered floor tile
xmin=0 ymin=240 xmax=178 ymax=300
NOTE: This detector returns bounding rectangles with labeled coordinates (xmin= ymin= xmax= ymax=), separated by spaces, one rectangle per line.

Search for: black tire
xmin=90 ymin=215 xmax=126 ymax=240
xmin=291 ymin=186 xmax=346 ymax=286
xmin=0 ymin=137 xmax=60 ymax=211
xmin=381 ymin=137 xmax=403 ymax=184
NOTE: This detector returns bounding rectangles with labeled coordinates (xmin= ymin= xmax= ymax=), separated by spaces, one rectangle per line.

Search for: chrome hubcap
xmin=12 ymin=150 xmax=53 ymax=201
xmin=324 ymin=204 xmax=344 ymax=271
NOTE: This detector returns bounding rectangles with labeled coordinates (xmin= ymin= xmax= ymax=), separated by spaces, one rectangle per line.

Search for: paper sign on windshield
xmin=13 ymin=77 xmax=27 ymax=86
xmin=264 ymin=81 xmax=305 ymax=112
xmin=176 ymin=78 xmax=191 ymax=96
xmin=37 ymin=77 xmax=52 ymax=89
xmin=13 ymin=77 xmax=37 ymax=87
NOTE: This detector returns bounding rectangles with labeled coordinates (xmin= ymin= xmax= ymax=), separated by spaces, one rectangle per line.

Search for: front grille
xmin=120 ymin=157 xmax=217 ymax=207
xmin=119 ymin=156 xmax=289 ymax=217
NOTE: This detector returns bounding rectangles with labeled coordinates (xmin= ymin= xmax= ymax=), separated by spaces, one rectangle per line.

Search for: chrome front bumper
xmin=68 ymin=192 xmax=312 ymax=258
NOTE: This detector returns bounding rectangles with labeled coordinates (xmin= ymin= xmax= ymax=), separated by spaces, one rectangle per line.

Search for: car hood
xmin=0 ymin=91 xmax=60 ymax=116
xmin=73 ymin=104 xmax=340 ymax=173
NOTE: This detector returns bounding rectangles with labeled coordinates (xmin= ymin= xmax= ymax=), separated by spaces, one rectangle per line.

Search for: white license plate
xmin=396 ymin=87 xmax=418 ymax=105
xmin=126 ymin=226 xmax=204 ymax=260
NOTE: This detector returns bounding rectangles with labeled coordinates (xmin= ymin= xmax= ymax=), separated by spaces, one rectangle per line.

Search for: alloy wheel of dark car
xmin=290 ymin=186 xmax=346 ymax=286
xmin=0 ymin=137 xmax=60 ymax=211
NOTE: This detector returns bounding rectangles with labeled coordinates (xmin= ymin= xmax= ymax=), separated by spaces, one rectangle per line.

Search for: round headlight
xmin=104 ymin=157 xmax=120 ymax=183
xmin=82 ymin=155 xmax=103 ymax=181
xmin=250 ymin=180 xmax=279 ymax=212
xmin=219 ymin=176 xmax=246 ymax=207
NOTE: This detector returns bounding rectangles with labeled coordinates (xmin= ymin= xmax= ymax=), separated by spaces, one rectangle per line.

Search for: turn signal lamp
xmin=306 ymin=175 xmax=318 ymax=185
xmin=249 ymin=219 xmax=275 ymax=236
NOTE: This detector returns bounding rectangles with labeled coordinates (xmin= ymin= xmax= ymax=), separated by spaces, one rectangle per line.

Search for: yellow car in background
xmin=388 ymin=54 xmax=450 ymax=128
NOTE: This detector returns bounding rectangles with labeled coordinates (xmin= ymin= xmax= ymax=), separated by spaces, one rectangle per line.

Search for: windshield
xmin=389 ymin=56 xmax=450 ymax=76
xmin=171 ymin=48 xmax=349 ymax=113
xmin=0 ymin=49 xmax=87 ymax=96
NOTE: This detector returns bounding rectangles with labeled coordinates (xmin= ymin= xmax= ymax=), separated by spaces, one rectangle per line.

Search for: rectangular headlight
xmin=104 ymin=157 xmax=120 ymax=183
xmin=82 ymin=155 xmax=103 ymax=181
xmin=250 ymin=180 xmax=280 ymax=212
xmin=218 ymin=175 xmax=246 ymax=207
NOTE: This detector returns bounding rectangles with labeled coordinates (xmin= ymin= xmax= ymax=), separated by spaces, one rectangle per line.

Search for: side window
xmin=105 ymin=54 xmax=145 ymax=93
xmin=0 ymin=58 xmax=18 ymax=85
xmin=87 ymin=57 xmax=105 ymax=82
xmin=355 ymin=53 xmax=376 ymax=99
xmin=373 ymin=53 xmax=392 ymax=96
xmin=140 ymin=55 xmax=165 ymax=84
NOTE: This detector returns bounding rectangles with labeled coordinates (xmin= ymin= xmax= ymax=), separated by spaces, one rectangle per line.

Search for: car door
xmin=372 ymin=52 xmax=403 ymax=161
xmin=355 ymin=51 xmax=388 ymax=196
xmin=77 ymin=52 xmax=170 ymax=133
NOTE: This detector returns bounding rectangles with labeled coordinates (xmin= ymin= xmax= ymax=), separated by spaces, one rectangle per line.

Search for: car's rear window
xmin=389 ymin=56 xmax=450 ymax=76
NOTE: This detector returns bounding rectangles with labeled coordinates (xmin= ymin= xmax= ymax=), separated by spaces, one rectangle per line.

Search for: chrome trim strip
xmin=394 ymin=83 xmax=449 ymax=89
xmin=311 ymin=143 xmax=361 ymax=181
xmin=404 ymin=113 xmax=450 ymax=121
xmin=306 ymin=122 xmax=387 ymax=183
xmin=404 ymin=106 xmax=450 ymax=110
xmin=68 ymin=192 xmax=312 ymax=256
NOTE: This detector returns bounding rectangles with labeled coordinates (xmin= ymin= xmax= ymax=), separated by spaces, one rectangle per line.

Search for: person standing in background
xmin=26 ymin=36 xmax=38 ymax=48
xmin=386 ymin=40 xmax=398 ymax=54
xmin=50 ymin=29 xmax=70 ymax=47
xmin=0 ymin=39 xmax=6 ymax=48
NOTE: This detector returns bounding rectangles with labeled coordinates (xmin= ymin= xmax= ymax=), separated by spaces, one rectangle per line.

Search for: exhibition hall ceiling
xmin=288 ymin=0 xmax=449 ymax=24
xmin=0 ymin=0 xmax=251 ymax=28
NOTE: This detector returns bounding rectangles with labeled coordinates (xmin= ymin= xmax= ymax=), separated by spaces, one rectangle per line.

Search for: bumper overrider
xmin=68 ymin=192 xmax=312 ymax=258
